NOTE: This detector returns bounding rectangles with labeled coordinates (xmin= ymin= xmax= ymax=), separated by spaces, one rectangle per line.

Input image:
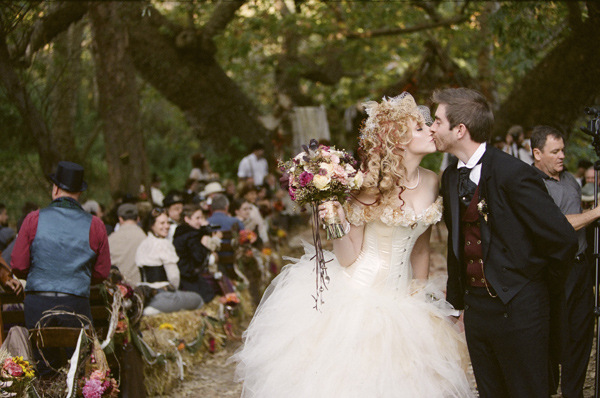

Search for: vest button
xmin=502 ymin=267 xmax=507 ymax=273
xmin=477 ymin=240 xmax=481 ymax=245
xmin=471 ymin=277 xmax=476 ymax=282
xmin=481 ymin=278 xmax=485 ymax=283
xmin=464 ymin=304 xmax=470 ymax=310
xmin=469 ymin=260 xmax=473 ymax=264
xmin=503 ymin=312 xmax=508 ymax=318
xmin=479 ymin=259 xmax=483 ymax=263
xmin=476 ymin=222 xmax=480 ymax=227
xmin=502 ymin=286 xmax=508 ymax=292
xmin=466 ymin=241 xmax=471 ymax=245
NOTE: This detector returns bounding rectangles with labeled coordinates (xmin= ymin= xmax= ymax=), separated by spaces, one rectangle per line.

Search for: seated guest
xmin=173 ymin=204 xmax=220 ymax=304
xmin=136 ymin=207 xmax=204 ymax=316
xmin=208 ymin=194 xmax=245 ymax=279
xmin=239 ymin=184 xmax=269 ymax=246
xmin=163 ymin=191 xmax=184 ymax=242
xmin=208 ymin=194 xmax=245 ymax=232
xmin=230 ymin=198 xmax=252 ymax=225
xmin=11 ymin=161 xmax=109 ymax=375
xmin=108 ymin=204 xmax=146 ymax=286
xmin=0 ymin=203 xmax=15 ymax=253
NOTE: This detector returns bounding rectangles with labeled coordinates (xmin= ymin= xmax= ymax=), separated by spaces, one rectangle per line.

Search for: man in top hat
xmin=11 ymin=161 xmax=111 ymax=375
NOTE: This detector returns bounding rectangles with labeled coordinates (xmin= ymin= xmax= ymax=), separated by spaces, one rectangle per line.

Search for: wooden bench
xmin=0 ymin=286 xmax=111 ymax=345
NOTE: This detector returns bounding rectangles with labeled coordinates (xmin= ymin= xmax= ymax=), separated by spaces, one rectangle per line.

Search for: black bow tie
xmin=458 ymin=165 xmax=477 ymax=206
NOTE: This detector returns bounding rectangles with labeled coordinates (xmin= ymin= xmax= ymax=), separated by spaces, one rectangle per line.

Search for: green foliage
xmin=1 ymin=0 xmax=597 ymax=221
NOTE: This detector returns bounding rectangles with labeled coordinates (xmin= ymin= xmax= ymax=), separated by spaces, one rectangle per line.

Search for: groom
xmin=431 ymin=87 xmax=578 ymax=398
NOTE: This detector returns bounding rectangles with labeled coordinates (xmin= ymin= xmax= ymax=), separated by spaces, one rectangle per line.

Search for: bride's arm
xmin=318 ymin=201 xmax=364 ymax=267
xmin=411 ymin=225 xmax=432 ymax=281
xmin=332 ymin=222 xmax=364 ymax=267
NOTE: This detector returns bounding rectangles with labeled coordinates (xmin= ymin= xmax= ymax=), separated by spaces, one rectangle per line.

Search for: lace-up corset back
xmin=344 ymin=197 xmax=443 ymax=292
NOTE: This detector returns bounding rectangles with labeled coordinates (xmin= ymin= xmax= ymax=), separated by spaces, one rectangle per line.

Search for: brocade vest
xmin=461 ymin=186 xmax=489 ymax=288
xmin=27 ymin=206 xmax=96 ymax=297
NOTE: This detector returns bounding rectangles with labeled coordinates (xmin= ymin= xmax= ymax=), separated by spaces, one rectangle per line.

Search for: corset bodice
xmin=343 ymin=197 xmax=443 ymax=293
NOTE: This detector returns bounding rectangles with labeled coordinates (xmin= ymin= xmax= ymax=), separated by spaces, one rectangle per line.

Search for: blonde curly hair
xmin=357 ymin=92 xmax=424 ymax=208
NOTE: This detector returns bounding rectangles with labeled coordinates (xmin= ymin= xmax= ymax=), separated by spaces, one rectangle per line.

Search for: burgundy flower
xmin=279 ymin=172 xmax=290 ymax=190
xmin=298 ymin=171 xmax=314 ymax=187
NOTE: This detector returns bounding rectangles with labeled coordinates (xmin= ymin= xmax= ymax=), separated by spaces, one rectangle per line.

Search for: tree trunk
xmin=493 ymin=3 xmax=600 ymax=136
xmin=89 ymin=2 xmax=149 ymax=198
xmin=47 ymin=18 xmax=84 ymax=163
xmin=120 ymin=2 xmax=269 ymax=160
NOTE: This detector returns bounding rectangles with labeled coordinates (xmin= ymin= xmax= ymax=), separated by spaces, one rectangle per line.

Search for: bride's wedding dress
xmin=231 ymin=197 xmax=473 ymax=397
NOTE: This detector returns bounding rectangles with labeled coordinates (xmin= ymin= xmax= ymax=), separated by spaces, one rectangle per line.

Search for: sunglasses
xmin=151 ymin=207 xmax=166 ymax=217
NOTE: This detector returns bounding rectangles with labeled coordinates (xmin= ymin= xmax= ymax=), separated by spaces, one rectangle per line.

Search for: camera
xmin=199 ymin=224 xmax=221 ymax=236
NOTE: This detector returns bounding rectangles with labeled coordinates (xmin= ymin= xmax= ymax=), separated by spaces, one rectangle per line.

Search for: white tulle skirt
xmin=231 ymin=245 xmax=473 ymax=398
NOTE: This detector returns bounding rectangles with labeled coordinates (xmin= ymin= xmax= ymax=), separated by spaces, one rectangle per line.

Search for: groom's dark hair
xmin=432 ymin=88 xmax=494 ymax=144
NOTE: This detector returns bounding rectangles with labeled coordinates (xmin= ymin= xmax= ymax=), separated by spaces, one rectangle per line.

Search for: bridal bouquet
xmin=279 ymin=139 xmax=362 ymax=309
xmin=278 ymin=139 xmax=363 ymax=239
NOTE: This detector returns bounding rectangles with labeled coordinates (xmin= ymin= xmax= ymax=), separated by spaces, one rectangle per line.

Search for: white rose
xmin=313 ymin=174 xmax=331 ymax=190
xmin=319 ymin=162 xmax=335 ymax=177
xmin=352 ymin=171 xmax=364 ymax=189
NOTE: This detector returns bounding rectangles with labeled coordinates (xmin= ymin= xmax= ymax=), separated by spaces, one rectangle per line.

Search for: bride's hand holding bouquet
xmin=278 ymin=139 xmax=362 ymax=240
xmin=278 ymin=139 xmax=362 ymax=309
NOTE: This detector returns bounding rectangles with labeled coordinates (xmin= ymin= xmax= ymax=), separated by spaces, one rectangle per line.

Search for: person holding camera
xmin=136 ymin=207 xmax=204 ymax=316
xmin=173 ymin=204 xmax=222 ymax=304
xmin=531 ymin=125 xmax=598 ymax=398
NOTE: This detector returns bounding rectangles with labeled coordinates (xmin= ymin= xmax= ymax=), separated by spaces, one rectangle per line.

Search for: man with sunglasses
xmin=11 ymin=161 xmax=110 ymax=376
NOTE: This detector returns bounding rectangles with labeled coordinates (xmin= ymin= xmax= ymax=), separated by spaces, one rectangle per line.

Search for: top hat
xmin=163 ymin=191 xmax=184 ymax=207
xmin=48 ymin=161 xmax=87 ymax=192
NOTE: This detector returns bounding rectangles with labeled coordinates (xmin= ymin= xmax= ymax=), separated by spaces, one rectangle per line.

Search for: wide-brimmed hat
xmin=48 ymin=161 xmax=87 ymax=192
xmin=201 ymin=182 xmax=225 ymax=197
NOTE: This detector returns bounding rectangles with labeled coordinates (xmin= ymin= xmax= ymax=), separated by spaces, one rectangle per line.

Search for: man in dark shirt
xmin=11 ymin=161 xmax=110 ymax=375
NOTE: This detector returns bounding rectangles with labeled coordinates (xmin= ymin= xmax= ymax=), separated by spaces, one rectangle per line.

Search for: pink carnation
xmin=3 ymin=358 xmax=23 ymax=377
xmin=298 ymin=171 xmax=314 ymax=187
xmin=82 ymin=378 xmax=106 ymax=398
xmin=289 ymin=187 xmax=296 ymax=201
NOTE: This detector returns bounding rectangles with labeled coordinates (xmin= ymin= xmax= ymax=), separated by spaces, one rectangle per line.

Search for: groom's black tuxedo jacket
xmin=442 ymin=146 xmax=578 ymax=310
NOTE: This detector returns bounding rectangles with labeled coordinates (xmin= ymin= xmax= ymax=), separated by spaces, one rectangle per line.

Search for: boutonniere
xmin=477 ymin=198 xmax=489 ymax=223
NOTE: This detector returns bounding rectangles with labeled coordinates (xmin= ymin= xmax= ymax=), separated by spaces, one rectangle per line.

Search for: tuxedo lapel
xmin=448 ymin=167 xmax=461 ymax=260
xmin=479 ymin=149 xmax=493 ymax=261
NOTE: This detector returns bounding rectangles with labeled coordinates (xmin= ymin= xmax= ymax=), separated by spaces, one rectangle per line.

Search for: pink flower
xmin=289 ymin=187 xmax=296 ymax=201
xmin=298 ymin=171 xmax=313 ymax=187
xmin=82 ymin=378 xmax=106 ymax=398
xmin=3 ymin=358 xmax=23 ymax=377
xmin=90 ymin=370 xmax=105 ymax=380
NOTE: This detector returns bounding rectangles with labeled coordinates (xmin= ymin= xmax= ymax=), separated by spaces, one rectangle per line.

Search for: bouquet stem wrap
xmin=321 ymin=201 xmax=345 ymax=240
xmin=311 ymin=203 xmax=331 ymax=311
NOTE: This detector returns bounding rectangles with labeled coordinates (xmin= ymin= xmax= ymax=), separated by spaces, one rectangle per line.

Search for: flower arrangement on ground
xmin=278 ymin=139 xmax=362 ymax=309
xmin=0 ymin=349 xmax=35 ymax=397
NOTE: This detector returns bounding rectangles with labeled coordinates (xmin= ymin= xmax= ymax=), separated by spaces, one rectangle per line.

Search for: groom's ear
xmin=455 ymin=123 xmax=468 ymax=140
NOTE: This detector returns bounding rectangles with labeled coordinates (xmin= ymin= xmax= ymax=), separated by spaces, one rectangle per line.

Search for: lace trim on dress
xmin=344 ymin=196 xmax=443 ymax=227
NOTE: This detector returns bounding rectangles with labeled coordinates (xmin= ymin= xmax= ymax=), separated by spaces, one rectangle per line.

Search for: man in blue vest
xmin=11 ymin=161 xmax=111 ymax=375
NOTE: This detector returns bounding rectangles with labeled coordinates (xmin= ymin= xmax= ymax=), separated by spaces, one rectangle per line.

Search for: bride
xmin=230 ymin=92 xmax=473 ymax=397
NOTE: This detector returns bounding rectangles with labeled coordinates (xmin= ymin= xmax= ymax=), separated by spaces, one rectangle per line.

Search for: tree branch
xmin=202 ymin=0 xmax=245 ymax=41
xmin=10 ymin=1 xmax=87 ymax=65
xmin=345 ymin=14 xmax=469 ymax=40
